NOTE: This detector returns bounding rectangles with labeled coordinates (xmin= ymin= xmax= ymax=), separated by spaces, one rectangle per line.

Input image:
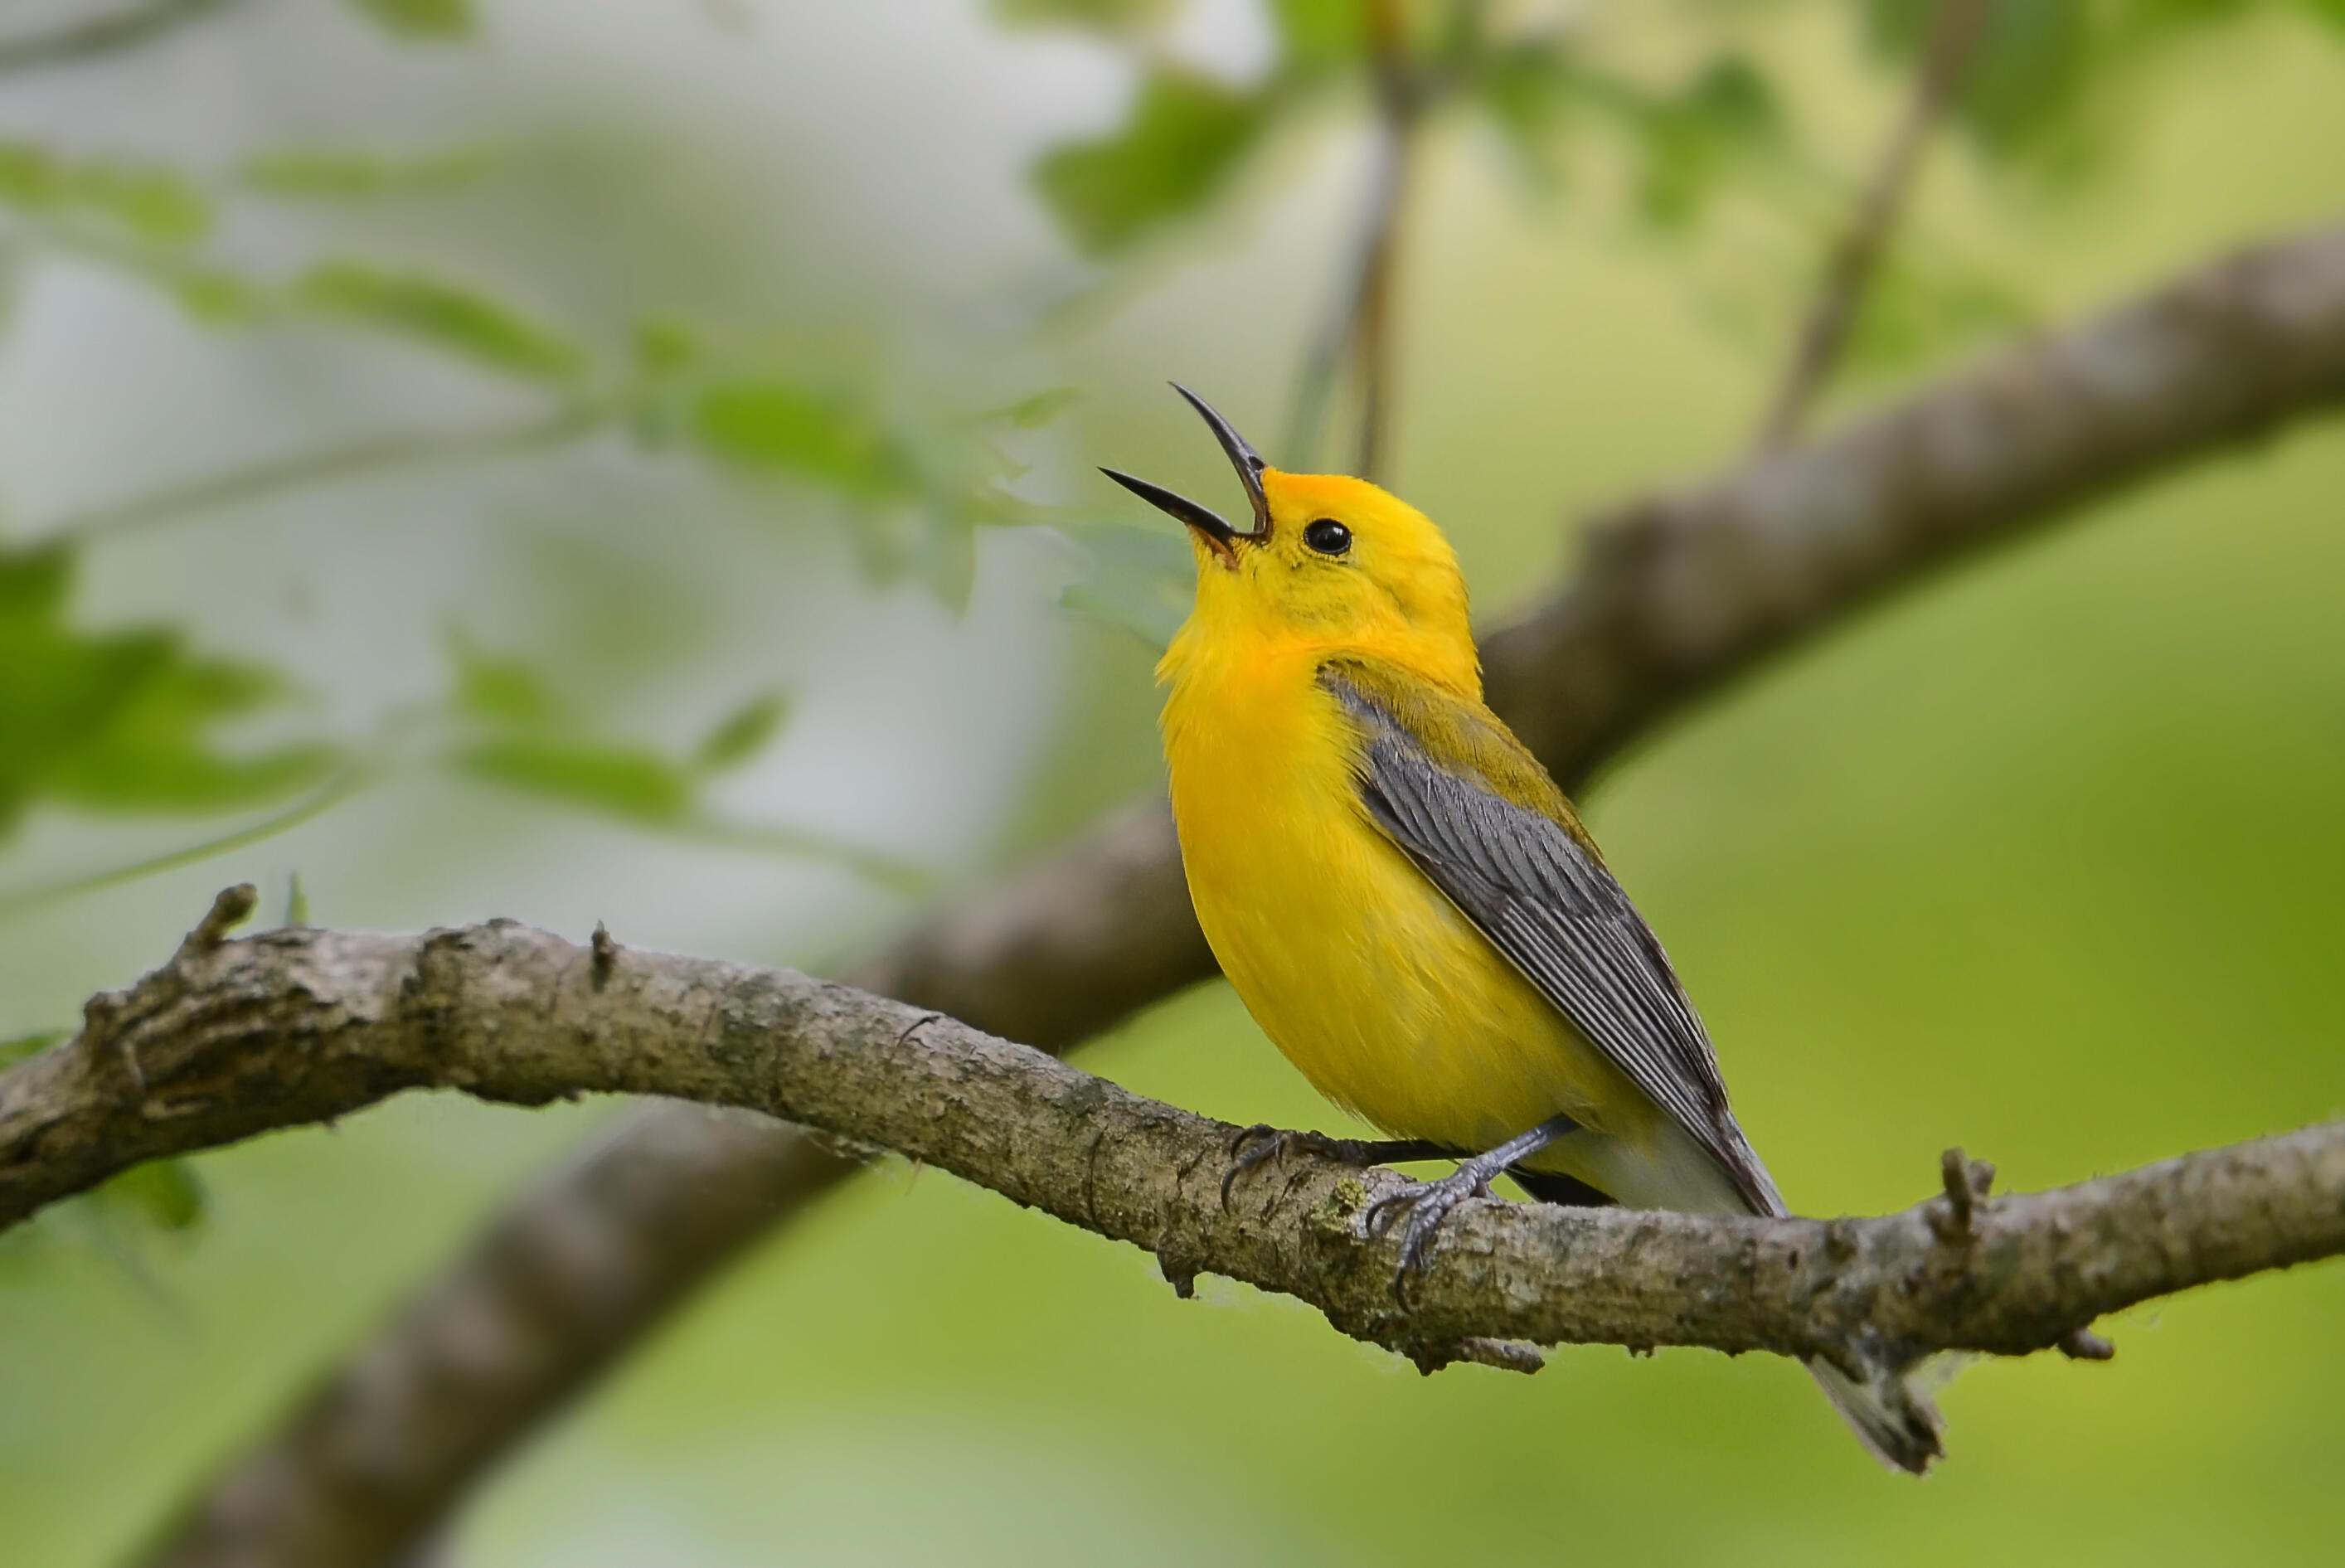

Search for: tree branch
xmin=1753 ymin=0 xmax=1990 ymax=449
xmin=145 ymin=221 xmax=2345 ymax=1566
xmin=9 ymin=891 xmax=2341 ymax=1376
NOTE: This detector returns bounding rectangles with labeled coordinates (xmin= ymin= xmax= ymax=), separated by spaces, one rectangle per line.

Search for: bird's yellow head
xmin=1105 ymin=386 xmax=1478 ymax=695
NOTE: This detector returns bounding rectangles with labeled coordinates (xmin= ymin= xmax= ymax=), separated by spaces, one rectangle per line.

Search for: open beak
xmin=1100 ymin=384 xmax=1272 ymax=566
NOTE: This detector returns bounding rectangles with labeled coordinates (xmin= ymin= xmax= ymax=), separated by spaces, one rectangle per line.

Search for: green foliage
xmin=162 ymin=263 xmax=267 ymax=325
xmin=1861 ymin=0 xmax=2345 ymax=170
xmin=990 ymin=386 xmax=1081 ymax=430
xmin=1059 ymin=524 xmax=1192 ymax=648
xmin=294 ymin=260 xmax=586 ymax=383
xmin=1032 ymin=69 xmax=1270 ymax=255
xmin=0 ymin=546 xmax=337 ymax=830
xmin=0 ymin=1028 xmax=63 ymax=1068
xmin=685 ymin=372 xmax=1048 ymax=602
xmin=0 ymin=540 xmax=67 ymax=617
xmin=689 ymin=381 xmax=916 ymax=499
xmin=988 ymin=0 xmax=1172 ymax=30
xmin=1268 ymin=0 xmax=1371 ymax=74
xmin=694 ymin=691 xmax=792 ymax=773
xmin=916 ymin=510 xmax=980 ymax=612
xmin=95 ymin=1159 xmax=206 ymax=1233
xmin=0 ymin=1028 xmax=205 ymax=1237
xmin=632 ymin=316 xmax=702 ymax=379
xmin=1474 ymin=38 xmax=1577 ymax=191
xmin=240 ymin=144 xmax=497 ymax=199
xmin=346 ymin=0 xmax=476 ymax=40
xmin=449 ymin=629 xmax=566 ymax=726
xmin=0 ymin=141 xmax=212 ymax=246
xmin=1843 ymin=246 xmax=2032 ymax=374
xmin=1607 ymin=56 xmax=1786 ymax=228
xmin=1865 ymin=0 xmax=2091 ymax=158
xmin=455 ymin=735 xmax=697 ymax=825
xmin=446 ymin=637 xmax=810 ymax=834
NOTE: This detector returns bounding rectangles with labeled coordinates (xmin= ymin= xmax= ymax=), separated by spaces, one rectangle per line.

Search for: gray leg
xmin=1363 ymin=1112 xmax=1582 ymax=1300
xmin=1221 ymin=1124 xmax=1464 ymax=1209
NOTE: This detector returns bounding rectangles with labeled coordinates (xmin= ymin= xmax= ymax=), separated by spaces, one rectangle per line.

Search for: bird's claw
xmin=1221 ymin=1124 xmax=1347 ymax=1209
xmin=1221 ymin=1124 xmax=1282 ymax=1208
xmin=1363 ymin=1168 xmax=1494 ymax=1303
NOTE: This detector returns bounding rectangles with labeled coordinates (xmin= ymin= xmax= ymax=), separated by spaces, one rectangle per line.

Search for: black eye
xmin=1303 ymin=518 xmax=1352 ymax=556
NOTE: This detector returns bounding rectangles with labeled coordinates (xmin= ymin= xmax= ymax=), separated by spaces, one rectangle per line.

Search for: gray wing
xmin=1326 ymin=672 xmax=1784 ymax=1216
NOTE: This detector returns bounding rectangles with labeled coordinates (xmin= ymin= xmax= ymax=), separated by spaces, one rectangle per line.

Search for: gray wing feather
xmin=1326 ymin=672 xmax=1784 ymax=1216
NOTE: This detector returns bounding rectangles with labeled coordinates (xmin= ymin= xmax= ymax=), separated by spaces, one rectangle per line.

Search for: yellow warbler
xmin=1105 ymin=385 xmax=1941 ymax=1474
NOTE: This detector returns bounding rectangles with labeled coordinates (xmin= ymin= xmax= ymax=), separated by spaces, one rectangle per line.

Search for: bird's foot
xmin=1362 ymin=1157 xmax=1509 ymax=1303
xmin=1361 ymin=1113 xmax=1583 ymax=1305
xmin=1219 ymin=1125 xmax=1458 ymax=1210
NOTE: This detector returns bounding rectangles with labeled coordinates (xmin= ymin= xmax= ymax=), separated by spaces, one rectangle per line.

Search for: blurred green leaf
xmin=633 ymin=316 xmax=701 ymax=378
xmin=95 ymin=1160 xmax=206 ymax=1233
xmin=1032 ymin=68 xmax=1270 ymax=255
xmin=1269 ymin=0 xmax=1369 ymax=73
xmin=347 ymin=0 xmax=475 ymax=39
xmin=1060 ymin=524 xmax=1192 ymax=648
xmin=1843 ymin=247 xmax=2033 ymax=374
xmin=283 ymin=870 xmax=311 ymax=929
xmin=1952 ymin=2 xmax=2093 ymax=158
xmin=917 ymin=512 xmax=979 ymax=614
xmin=1862 ymin=0 xmax=2089 ymax=159
xmin=0 ymin=543 xmax=71 ymax=619
xmin=157 ymin=260 xmax=267 ymax=325
xmin=1590 ymin=54 xmax=1783 ymax=228
xmin=1682 ymin=54 xmax=1778 ymax=138
xmin=988 ymin=0 xmax=1172 ymax=30
xmin=0 ymin=1029 xmax=63 ymax=1068
xmin=456 ymin=736 xmax=695 ymax=824
xmin=0 ymin=545 xmax=337 ymax=823
xmin=449 ymin=629 xmax=566 ymax=726
xmin=0 ymin=142 xmax=211 ymax=245
xmin=1475 ymin=40 xmax=1576 ymax=191
xmin=240 ymin=144 xmax=496 ymax=199
xmin=694 ymin=690 xmax=792 ymax=773
xmin=44 ymin=646 xmax=337 ymax=811
xmin=990 ymin=386 xmax=1081 ymax=429
xmin=46 ymin=738 xmax=338 ymax=814
xmin=691 ymin=381 xmax=915 ymax=498
xmin=294 ymin=260 xmax=585 ymax=383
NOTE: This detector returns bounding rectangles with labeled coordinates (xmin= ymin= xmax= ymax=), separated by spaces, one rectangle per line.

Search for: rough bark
xmin=141 ymin=221 xmax=2345 ymax=1566
xmin=9 ymin=894 xmax=2340 ymax=1381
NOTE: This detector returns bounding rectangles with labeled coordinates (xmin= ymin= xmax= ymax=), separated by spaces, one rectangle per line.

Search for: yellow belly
xmin=1162 ymin=648 xmax=1654 ymax=1172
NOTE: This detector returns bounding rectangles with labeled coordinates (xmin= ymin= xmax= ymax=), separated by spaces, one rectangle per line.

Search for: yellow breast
xmin=1159 ymin=638 xmax=1647 ymax=1157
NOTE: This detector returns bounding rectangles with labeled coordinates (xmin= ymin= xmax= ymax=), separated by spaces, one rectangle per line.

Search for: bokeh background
xmin=2 ymin=2 xmax=2343 ymax=1564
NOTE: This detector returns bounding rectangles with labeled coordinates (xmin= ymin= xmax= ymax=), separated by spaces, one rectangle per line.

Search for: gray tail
xmin=1807 ymin=1356 xmax=1943 ymax=1475
xmin=1512 ymin=1158 xmax=1944 ymax=1473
